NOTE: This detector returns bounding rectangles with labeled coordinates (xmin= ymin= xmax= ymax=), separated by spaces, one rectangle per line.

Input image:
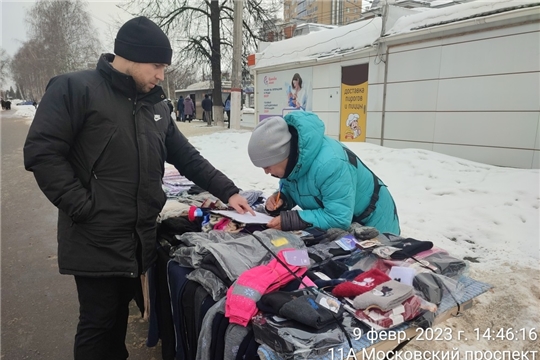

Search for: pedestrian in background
xmin=202 ymin=94 xmax=213 ymax=127
xmin=166 ymin=99 xmax=174 ymax=115
xmin=176 ymin=95 xmax=184 ymax=122
xmin=183 ymin=96 xmax=195 ymax=122
xmin=23 ymin=16 xmax=254 ymax=360
xmin=224 ymin=94 xmax=231 ymax=129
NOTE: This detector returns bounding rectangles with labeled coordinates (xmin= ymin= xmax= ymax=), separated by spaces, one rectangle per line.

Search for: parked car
xmin=17 ymin=100 xmax=34 ymax=106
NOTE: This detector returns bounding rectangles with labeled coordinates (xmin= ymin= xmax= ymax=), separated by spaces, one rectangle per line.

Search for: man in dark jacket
xmin=177 ymin=95 xmax=184 ymax=121
xmin=201 ymin=93 xmax=213 ymax=126
xmin=23 ymin=16 xmax=253 ymax=360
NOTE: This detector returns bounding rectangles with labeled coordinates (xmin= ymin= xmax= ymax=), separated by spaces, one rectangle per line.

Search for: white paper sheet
xmin=210 ymin=210 xmax=274 ymax=224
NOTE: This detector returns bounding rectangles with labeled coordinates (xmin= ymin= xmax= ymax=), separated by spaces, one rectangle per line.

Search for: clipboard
xmin=210 ymin=210 xmax=274 ymax=224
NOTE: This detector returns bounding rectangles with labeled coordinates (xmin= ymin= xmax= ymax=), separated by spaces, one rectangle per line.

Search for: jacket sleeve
xmin=296 ymin=158 xmax=357 ymax=230
xmin=280 ymin=210 xmax=311 ymax=231
xmin=165 ymin=120 xmax=240 ymax=203
xmin=23 ymin=75 xmax=92 ymax=221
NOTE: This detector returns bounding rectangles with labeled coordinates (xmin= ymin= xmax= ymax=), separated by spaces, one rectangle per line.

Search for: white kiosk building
xmin=249 ymin=0 xmax=540 ymax=169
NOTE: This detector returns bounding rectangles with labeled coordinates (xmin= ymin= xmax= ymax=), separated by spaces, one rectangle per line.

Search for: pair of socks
xmin=280 ymin=294 xmax=343 ymax=329
xmin=257 ymin=289 xmax=310 ymax=315
xmin=257 ymin=289 xmax=342 ymax=329
xmin=354 ymin=295 xmax=422 ymax=328
xmin=390 ymin=238 xmax=433 ymax=260
xmin=331 ymin=268 xmax=391 ymax=298
xmin=372 ymin=240 xmax=433 ymax=260
xmin=352 ymin=279 xmax=415 ymax=311
xmin=379 ymin=236 xmax=434 ymax=260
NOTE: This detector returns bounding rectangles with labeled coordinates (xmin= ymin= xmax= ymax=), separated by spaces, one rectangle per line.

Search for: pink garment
xmin=225 ymin=249 xmax=308 ymax=326
xmin=213 ymin=217 xmax=231 ymax=230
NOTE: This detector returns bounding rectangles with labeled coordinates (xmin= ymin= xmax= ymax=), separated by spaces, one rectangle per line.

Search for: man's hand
xmin=265 ymin=193 xmax=283 ymax=211
xmin=228 ymin=193 xmax=255 ymax=215
xmin=266 ymin=215 xmax=282 ymax=230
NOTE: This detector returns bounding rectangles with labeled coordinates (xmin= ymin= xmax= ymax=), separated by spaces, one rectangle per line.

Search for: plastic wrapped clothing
xmin=253 ymin=311 xmax=365 ymax=359
xmin=170 ymin=229 xmax=305 ymax=283
xmin=257 ymin=277 xmax=492 ymax=360
xmin=186 ymin=268 xmax=228 ymax=301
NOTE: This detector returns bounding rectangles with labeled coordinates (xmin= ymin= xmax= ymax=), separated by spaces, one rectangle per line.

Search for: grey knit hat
xmin=248 ymin=116 xmax=291 ymax=168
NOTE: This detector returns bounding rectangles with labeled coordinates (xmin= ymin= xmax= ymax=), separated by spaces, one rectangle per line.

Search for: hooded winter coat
xmin=184 ymin=97 xmax=195 ymax=116
xmin=279 ymin=111 xmax=400 ymax=234
xmin=23 ymin=54 xmax=240 ymax=277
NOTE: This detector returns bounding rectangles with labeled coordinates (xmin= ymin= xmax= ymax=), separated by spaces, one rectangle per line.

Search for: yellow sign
xmin=340 ymin=64 xmax=368 ymax=142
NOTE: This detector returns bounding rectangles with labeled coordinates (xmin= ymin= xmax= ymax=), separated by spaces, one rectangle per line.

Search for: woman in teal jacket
xmin=248 ymin=112 xmax=400 ymax=234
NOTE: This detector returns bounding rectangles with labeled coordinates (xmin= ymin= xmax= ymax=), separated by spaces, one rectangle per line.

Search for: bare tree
xmin=10 ymin=0 xmax=101 ymax=100
xmin=162 ymin=65 xmax=199 ymax=100
xmin=0 ymin=48 xmax=11 ymax=90
xmin=10 ymin=40 xmax=54 ymax=100
xmin=27 ymin=0 xmax=101 ymax=74
xmin=121 ymin=0 xmax=280 ymax=125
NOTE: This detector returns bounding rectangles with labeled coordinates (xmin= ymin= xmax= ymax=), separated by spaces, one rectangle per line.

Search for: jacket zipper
xmin=90 ymin=128 xmax=117 ymax=181
xmin=133 ymin=99 xmax=142 ymax=274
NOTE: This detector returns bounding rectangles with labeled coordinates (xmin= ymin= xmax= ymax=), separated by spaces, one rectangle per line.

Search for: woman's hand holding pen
xmin=266 ymin=191 xmax=283 ymax=211
xmin=265 ymin=186 xmax=283 ymax=229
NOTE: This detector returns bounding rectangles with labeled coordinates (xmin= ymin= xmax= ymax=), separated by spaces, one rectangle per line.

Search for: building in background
xmin=174 ymin=81 xmax=231 ymax=120
xmin=360 ymin=0 xmax=474 ymax=19
xmin=259 ymin=18 xmax=338 ymax=42
xmin=284 ymin=0 xmax=364 ymax=26
xmin=260 ymin=0 xmax=366 ymax=42
xmin=250 ymin=1 xmax=540 ymax=169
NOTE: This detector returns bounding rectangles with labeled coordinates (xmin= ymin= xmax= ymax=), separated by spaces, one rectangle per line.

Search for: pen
xmin=275 ymin=183 xmax=282 ymax=210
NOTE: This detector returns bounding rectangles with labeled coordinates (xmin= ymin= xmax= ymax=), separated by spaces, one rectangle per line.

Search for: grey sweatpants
xmin=204 ymin=110 xmax=212 ymax=126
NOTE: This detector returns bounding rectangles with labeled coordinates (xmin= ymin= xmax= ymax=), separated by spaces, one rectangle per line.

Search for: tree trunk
xmin=210 ymin=0 xmax=224 ymax=126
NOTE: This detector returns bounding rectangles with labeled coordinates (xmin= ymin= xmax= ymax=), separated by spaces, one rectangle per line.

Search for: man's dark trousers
xmin=74 ymin=276 xmax=139 ymax=360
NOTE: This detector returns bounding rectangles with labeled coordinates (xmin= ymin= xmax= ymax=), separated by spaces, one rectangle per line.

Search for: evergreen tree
xmin=8 ymin=86 xmax=14 ymax=98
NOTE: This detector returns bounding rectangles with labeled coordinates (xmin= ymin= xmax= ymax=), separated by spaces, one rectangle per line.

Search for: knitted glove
xmin=349 ymin=223 xmax=379 ymax=240
xmin=225 ymin=249 xmax=308 ymax=326
xmin=280 ymin=210 xmax=311 ymax=231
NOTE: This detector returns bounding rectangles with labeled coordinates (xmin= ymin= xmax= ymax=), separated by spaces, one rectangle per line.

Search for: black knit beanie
xmin=114 ymin=16 xmax=172 ymax=65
